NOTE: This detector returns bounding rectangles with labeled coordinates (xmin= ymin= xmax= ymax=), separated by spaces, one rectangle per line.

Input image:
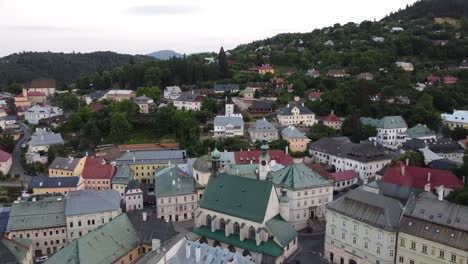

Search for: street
xmin=288 ymin=233 xmax=329 ymax=264
xmin=11 ymin=121 xmax=31 ymax=181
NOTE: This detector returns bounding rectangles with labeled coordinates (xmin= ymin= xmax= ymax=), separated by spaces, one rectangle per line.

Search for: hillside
xmin=0 ymin=51 xmax=150 ymax=88
xmin=384 ymin=0 xmax=468 ymax=21
xmin=147 ymin=50 xmax=183 ymax=60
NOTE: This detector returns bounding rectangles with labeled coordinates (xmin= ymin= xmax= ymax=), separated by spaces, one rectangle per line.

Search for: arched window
xmin=213 ymin=240 xmax=221 ymax=247
xmin=206 ymin=215 xmax=212 ymax=227
xmin=248 ymin=226 xmax=256 ymax=240
xmin=233 ymin=222 xmax=240 ymax=235
xmin=242 ymin=249 xmax=251 ymax=257
xmin=220 ymin=219 xmax=225 ymax=231
xmin=228 ymin=245 xmax=236 ymax=253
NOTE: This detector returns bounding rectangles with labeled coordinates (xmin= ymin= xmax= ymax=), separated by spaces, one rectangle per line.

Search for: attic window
xmin=429 ymin=215 xmax=434 ymax=219
xmin=455 ymin=218 xmax=460 ymax=223
xmin=450 ymin=233 xmax=455 ymax=238
xmin=425 ymin=226 xmax=429 ymax=230
xmin=436 ymin=229 xmax=440 ymax=233
xmin=408 ymin=222 xmax=412 ymax=226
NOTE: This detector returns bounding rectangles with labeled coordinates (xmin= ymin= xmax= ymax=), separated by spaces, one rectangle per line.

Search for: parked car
xmin=35 ymin=256 xmax=48 ymax=263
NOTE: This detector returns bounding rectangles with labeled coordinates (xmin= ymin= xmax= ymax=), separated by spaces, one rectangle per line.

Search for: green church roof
xmin=270 ymin=163 xmax=333 ymax=190
xmin=266 ymin=215 xmax=297 ymax=247
xmin=360 ymin=116 xmax=407 ymax=129
xmin=200 ymin=173 xmax=273 ymax=223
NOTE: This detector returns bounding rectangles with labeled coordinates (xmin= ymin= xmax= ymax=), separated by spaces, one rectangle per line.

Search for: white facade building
xmin=213 ymin=102 xmax=244 ymax=138
xmin=24 ymin=105 xmax=63 ymax=125
xmin=173 ymin=91 xmax=204 ymax=111
xmin=164 ymin=86 xmax=182 ymax=100
xmin=277 ymin=103 xmax=317 ymax=127
xmin=361 ymin=116 xmax=408 ymax=148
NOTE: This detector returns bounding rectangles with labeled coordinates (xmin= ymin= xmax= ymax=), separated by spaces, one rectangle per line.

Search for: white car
xmin=35 ymin=256 xmax=48 ymax=263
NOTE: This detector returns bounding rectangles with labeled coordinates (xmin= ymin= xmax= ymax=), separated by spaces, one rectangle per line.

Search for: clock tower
xmin=258 ymin=136 xmax=270 ymax=180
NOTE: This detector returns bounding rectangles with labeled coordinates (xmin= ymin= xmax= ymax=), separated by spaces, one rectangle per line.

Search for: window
xmin=69 ymin=222 xmax=74 ymax=228
xmin=376 ymin=247 xmax=380 ymax=254
xmin=341 ymin=233 xmax=345 ymax=240
xmin=400 ymin=238 xmax=405 ymax=247
xmin=233 ymin=222 xmax=240 ymax=235
xmin=249 ymin=226 xmax=256 ymax=240
xmin=353 ymin=225 xmax=357 ymax=231
xmin=331 ymin=229 xmax=335 ymax=235
xmin=390 ymin=236 xmax=395 ymax=243
xmin=78 ymin=221 xmax=81 ymax=227
xmin=352 ymin=237 xmax=356 ymax=244
xmin=220 ymin=219 xmax=225 ymax=231
xmin=364 ymin=241 xmax=368 ymax=249
xmin=389 ymin=249 xmax=394 ymax=257
xmin=451 ymin=254 xmax=456 ymax=262
xmin=399 ymin=256 xmax=404 ymax=263
xmin=410 ymin=241 xmax=416 ymax=250
xmin=440 ymin=251 xmax=445 ymax=259
xmin=206 ymin=215 xmax=212 ymax=227
xmin=410 ymin=260 xmax=414 ymax=264
xmin=377 ymin=233 xmax=382 ymax=240
xmin=422 ymin=245 xmax=427 ymax=254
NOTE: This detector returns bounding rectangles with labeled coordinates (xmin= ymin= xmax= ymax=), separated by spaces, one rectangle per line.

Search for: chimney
xmin=405 ymin=158 xmax=409 ymax=166
xmin=22 ymin=88 xmax=27 ymax=97
xmin=424 ymin=183 xmax=431 ymax=192
xmin=133 ymin=156 xmax=136 ymax=163
xmin=363 ymin=178 xmax=368 ymax=185
xmin=401 ymin=164 xmax=405 ymax=177
xmin=287 ymin=103 xmax=290 ymax=108
xmin=152 ymin=239 xmax=161 ymax=252
xmin=85 ymin=152 xmax=88 ymax=157
xmin=32 ymin=197 xmax=36 ymax=202
xmin=39 ymin=182 xmax=43 ymax=187
xmin=142 ymin=212 xmax=147 ymax=222
xmin=331 ymin=110 xmax=334 ymax=115
xmin=285 ymin=146 xmax=289 ymax=155
xmin=186 ymin=242 xmax=191 ymax=259
xmin=438 ymin=185 xmax=444 ymax=201
xmin=58 ymin=181 xmax=61 ymax=187
xmin=427 ymin=172 xmax=431 ymax=182
xmin=301 ymin=102 xmax=304 ymax=107
xmin=195 ymin=246 xmax=201 ymax=262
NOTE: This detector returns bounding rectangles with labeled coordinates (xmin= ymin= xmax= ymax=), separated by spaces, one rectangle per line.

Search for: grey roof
xmin=281 ymin=126 xmax=307 ymax=138
xmin=371 ymin=181 xmax=423 ymax=204
xmin=28 ymin=129 xmax=64 ymax=146
xmin=126 ymin=210 xmax=178 ymax=244
xmin=428 ymin=159 xmax=459 ymax=170
xmin=401 ymin=192 xmax=468 ymax=251
xmin=28 ymin=176 xmax=80 ymax=189
xmin=327 ymin=188 xmax=402 ymax=231
xmin=134 ymin=95 xmax=153 ymax=104
xmin=278 ymin=103 xmax=313 ymax=116
xmin=112 ymin=163 xmax=133 ymax=185
xmin=310 ymin=137 xmax=390 ymax=162
xmin=48 ymin=157 xmax=81 ymax=172
xmin=5 ymin=116 xmax=16 ymax=121
xmin=116 ymin=149 xmax=187 ymax=164
xmin=213 ymin=84 xmax=240 ymax=92
xmin=360 ymin=116 xmax=407 ymax=129
xmin=214 ymin=115 xmax=244 ymax=127
xmin=403 ymin=138 xmax=463 ymax=154
xmin=248 ymin=119 xmax=277 ymax=133
xmin=270 ymin=163 xmax=333 ymax=190
xmin=85 ymin=90 xmax=108 ymax=100
xmin=175 ymin=91 xmax=203 ymax=102
xmin=406 ymin=124 xmax=435 ymax=139
xmin=248 ymin=101 xmax=273 ymax=110
xmin=65 ymin=190 xmax=121 ymax=216
xmin=155 ymin=165 xmax=197 ymax=197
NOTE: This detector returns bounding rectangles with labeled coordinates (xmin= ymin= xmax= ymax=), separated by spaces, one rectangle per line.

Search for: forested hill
xmin=384 ymin=0 xmax=468 ymax=21
xmin=0 ymin=51 xmax=150 ymax=88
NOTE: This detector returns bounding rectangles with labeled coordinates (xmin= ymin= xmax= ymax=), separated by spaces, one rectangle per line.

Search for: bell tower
xmin=211 ymin=146 xmax=221 ymax=177
xmin=258 ymin=136 xmax=270 ymax=180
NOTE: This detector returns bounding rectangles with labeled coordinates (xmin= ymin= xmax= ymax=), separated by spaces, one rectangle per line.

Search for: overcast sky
xmin=0 ymin=0 xmax=417 ymax=57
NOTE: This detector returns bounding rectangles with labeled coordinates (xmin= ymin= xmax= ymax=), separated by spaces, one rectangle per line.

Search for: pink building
xmin=81 ymin=157 xmax=115 ymax=190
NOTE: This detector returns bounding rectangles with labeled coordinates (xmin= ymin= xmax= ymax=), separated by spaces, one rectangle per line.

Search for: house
xmin=134 ymin=95 xmax=155 ymax=114
xmin=281 ymin=126 xmax=310 ymax=152
xmin=27 ymin=128 xmax=64 ymax=154
xmin=26 ymin=91 xmax=46 ymax=104
xmin=414 ymin=82 xmax=427 ymax=91
xmin=89 ymin=103 xmax=106 ymax=112
xmin=426 ymin=75 xmax=441 ymax=85
xmin=391 ymin=27 xmax=404 ymax=32
xmin=0 ymin=149 xmax=12 ymax=175
xmin=81 ymin=157 xmax=115 ymax=190
xmin=239 ymin=88 xmax=255 ymax=98
xmin=326 ymin=70 xmax=350 ymax=78
xmin=432 ymin=39 xmax=449 ymax=46
xmin=24 ymin=105 xmax=63 ymax=125
xmin=441 ymin=110 xmax=468 ymax=129
xmin=443 ymin=76 xmax=458 ymax=85
xmin=378 ymin=161 xmax=463 ymax=195
xmin=65 ymin=190 xmax=122 ymax=242
xmin=403 ymin=138 xmax=464 ymax=164
xmin=248 ymin=101 xmax=273 ymax=114
xmin=258 ymin=64 xmax=275 ymax=75
xmin=397 ymin=192 xmax=468 ymax=264
xmin=0 ymin=237 xmax=33 ymax=264
xmin=213 ymin=84 xmax=240 ymax=94
xmin=155 ymin=165 xmax=198 ymax=222
xmin=324 ymin=40 xmax=334 ymax=46
xmin=269 ymin=163 xmax=334 ymax=230
xmin=173 ymin=91 xmax=204 ymax=111
xmin=103 ymin=90 xmax=136 ymax=102
xmin=115 ymin=149 xmax=187 ymax=184
xmin=324 ymin=188 xmax=402 ymax=264
xmin=323 ymin=111 xmax=342 ymax=130
xmin=329 ymin=170 xmax=358 ymax=191
xmin=14 ymin=90 xmax=31 ymax=111
xmin=309 ymin=137 xmax=392 ymax=180
xmin=112 ymin=163 xmax=134 ymax=197
xmin=163 ymin=86 xmax=182 ymax=100
xmin=193 ymin=88 xmax=215 ymax=96
xmin=193 ymin=149 xmax=299 ymax=264
xmin=361 ymin=116 xmax=408 ymax=148
xmin=82 ymin=90 xmax=108 ymax=105
xmin=372 ymin=36 xmax=385 ymax=42
xmin=213 ymin=102 xmax=244 ymax=138
xmin=248 ymin=118 xmax=278 ymax=142
xmin=277 ymin=103 xmax=316 ymax=127
xmin=356 ymin=72 xmax=374 ymax=80
xmin=396 ymin=61 xmax=414 ymax=72
xmin=307 ymin=90 xmax=323 ymax=101
xmin=46 ymin=212 xmax=177 ymax=264
xmin=406 ymin=124 xmax=436 ymax=140
xmin=305 ymin=69 xmax=320 ymax=78
xmin=48 ymin=157 xmax=86 ymax=177
xmin=24 ymin=78 xmax=56 ymax=96
xmin=6 ymin=196 xmax=67 ymax=258
xmin=125 ymin=180 xmax=143 ymax=211
xmin=28 ymin=176 xmax=84 ymax=195
xmin=396 ymin=96 xmax=410 ymax=104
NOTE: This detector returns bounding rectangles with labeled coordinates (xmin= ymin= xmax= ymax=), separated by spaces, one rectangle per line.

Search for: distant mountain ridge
xmin=146 ymin=50 xmax=183 ymax=60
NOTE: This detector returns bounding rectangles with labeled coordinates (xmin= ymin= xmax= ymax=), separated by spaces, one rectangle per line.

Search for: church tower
xmin=211 ymin=146 xmax=221 ymax=177
xmin=225 ymin=97 xmax=234 ymax=116
xmin=258 ymin=136 xmax=270 ymax=180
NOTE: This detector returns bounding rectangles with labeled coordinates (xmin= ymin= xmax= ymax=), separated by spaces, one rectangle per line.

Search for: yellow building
xmin=397 ymin=192 xmax=468 ymax=264
xmin=281 ymin=126 xmax=310 ymax=152
xmin=28 ymin=176 xmax=84 ymax=195
xmin=48 ymin=157 xmax=86 ymax=177
xmin=258 ymin=64 xmax=275 ymax=75
xmin=14 ymin=90 xmax=31 ymax=110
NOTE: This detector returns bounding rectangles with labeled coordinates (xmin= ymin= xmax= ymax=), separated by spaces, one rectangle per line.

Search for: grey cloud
xmin=127 ymin=4 xmax=200 ymax=15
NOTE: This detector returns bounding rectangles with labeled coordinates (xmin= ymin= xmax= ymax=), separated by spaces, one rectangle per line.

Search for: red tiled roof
xmin=234 ymin=150 xmax=293 ymax=166
xmin=308 ymin=91 xmax=323 ymax=99
xmin=443 ymin=76 xmax=458 ymax=84
xmin=89 ymin=104 xmax=106 ymax=112
xmin=330 ymin=170 xmax=358 ymax=182
xmin=27 ymin=91 xmax=46 ymax=96
xmin=381 ymin=161 xmax=463 ymax=190
xmin=458 ymin=139 xmax=468 ymax=146
xmin=259 ymin=64 xmax=273 ymax=70
xmin=305 ymin=163 xmax=333 ymax=180
xmin=0 ymin=149 xmax=11 ymax=162
xmin=81 ymin=157 xmax=115 ymax=180
xmin=426 ymin=75 xmax=440 ymax=83
xmin=323 ymin=113 xmax=341 ymax=123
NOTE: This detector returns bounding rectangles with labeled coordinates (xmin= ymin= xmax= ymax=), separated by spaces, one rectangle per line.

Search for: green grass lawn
xmin=0 ymin=186 xmax=22 ymax=203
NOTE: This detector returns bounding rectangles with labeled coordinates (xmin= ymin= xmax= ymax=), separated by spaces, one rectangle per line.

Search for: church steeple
xmin=211 ymin=146 xmax=221 ymax=177
xmin=258 ymin=136 xmax=270 ymax=180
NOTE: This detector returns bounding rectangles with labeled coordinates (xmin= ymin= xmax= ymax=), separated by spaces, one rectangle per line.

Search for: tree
xmin=6 ymin=83 xmax=22 ymax=95
xmin=410 ymin=94 xmax=440 ymax=131
xmin=54 ymin=93 xmax=81 ymax=111
xmin=450 ymin=127 xmax=468 ymax=140
xmin=218 ymin=47 xmax=229 ymax=78
xmin=136 ymin=86 xmax=161 ymax=101
xmin=201 ymin=97 xmax=218 ymax=114
xmin=109 ymin=112 xmax=131 ymax=142
xmin=392 ymin=151 xmax=425 ymax=167
xmin=446 ymin=187 xmax=468 ymax=205
xmin=48 ymin=146 xmax=56 ymax=165
xmin=342 ymin=113 xmax=376 ymax=143
xmin=0 ymin=135 xmax=15 ymax=153
xmin=308 ymin=124 xmax=338 ymax=141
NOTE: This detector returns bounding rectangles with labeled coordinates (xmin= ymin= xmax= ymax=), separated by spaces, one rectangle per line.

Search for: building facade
xmin=81 ymin=157 xmax=115 ymax=190
xmin=48 ymin=157 xmax=86 ymax=177
xmin=248 ymin=118 xmax=278 ymax=142
xmin=277 ymin=103 xmax=316 ymax=127
xmin=103 ymin=90 xmax=136 ymax=102
xmin=173 ymin=91 xmax=204 ymax=111
xmin=281 ymin=126 xmax=310 ymax=152
xmin=323 ymin=111 xmax=343 ymax=130
xmin=441 ymin=110 xmax=468 ymax=129
xmin=361 ymin=116 xmax=408 ymax=148
xmin=134 ymin=95 xmax=155 ymax=114
xmin=24 ymin=105 xmax=63 ymax=125
xmin=0 ymin=149 xmax=12 ymax=175
xmin=213 ymin=102 xmax=244 ymax=138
